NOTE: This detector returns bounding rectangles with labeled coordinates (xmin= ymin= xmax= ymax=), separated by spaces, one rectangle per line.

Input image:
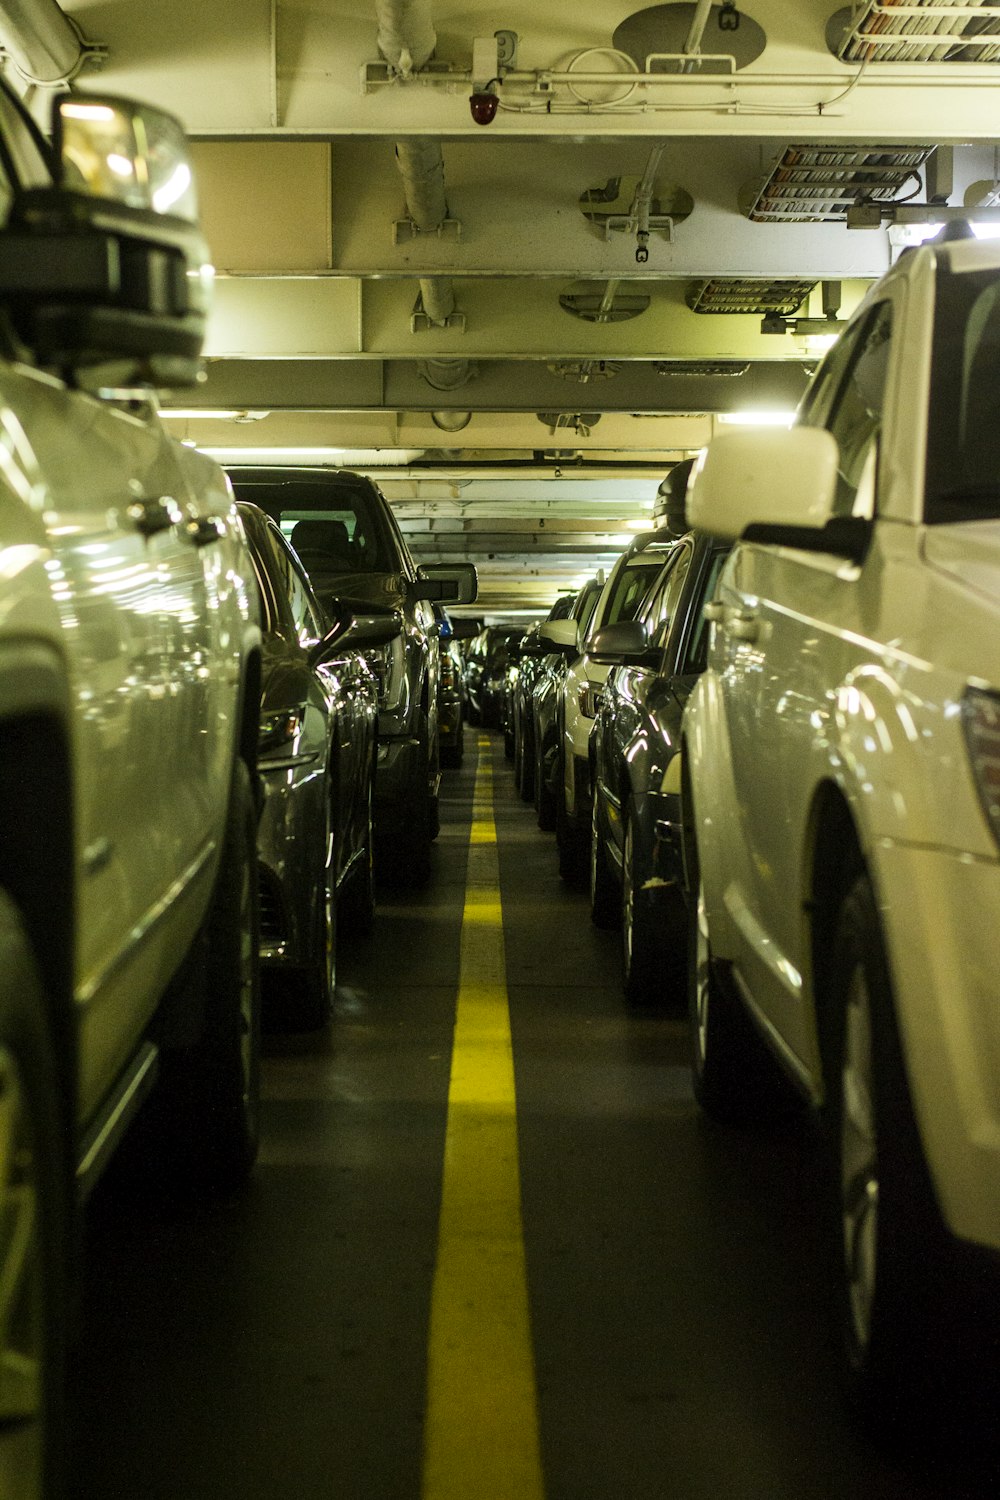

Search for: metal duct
xmin=378 ymin=4 xmax=465 ymax=343
xmin=394 ymin=139 xmax=448 ymax=231
xmin=0 ymin=0 xmax=84 ymax=84
xmin=418 ymin=359 xmax=478 ymax=391
xmin=376 ymin=0 xmax=436 ymax=76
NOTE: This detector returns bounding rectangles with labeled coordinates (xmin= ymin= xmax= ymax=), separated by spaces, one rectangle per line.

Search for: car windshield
xmin=226 ymin=471 xmax=401 ymax=575
xmin=927 ymin=263 xmax=1000 ymax=523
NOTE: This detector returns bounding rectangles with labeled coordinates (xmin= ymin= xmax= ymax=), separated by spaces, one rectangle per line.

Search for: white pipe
xmin=0 ymin=0 xmax=83 ymax=84
xmin=682 ymin=0 xmax=715 ymax=57
xmin=376 ymin=0 xmax=436 ymax=76
xmin=394 ymin=139 xmax=448 ymax=231
xmin=418 ymin=279 xmax=456 ymax=327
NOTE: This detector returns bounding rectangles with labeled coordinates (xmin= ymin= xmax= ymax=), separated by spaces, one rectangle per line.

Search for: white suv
xmin=682 ymin=232 xmax=1000 ymax=1418
xmin=0 ymin=82 xmax=261 ymax=1493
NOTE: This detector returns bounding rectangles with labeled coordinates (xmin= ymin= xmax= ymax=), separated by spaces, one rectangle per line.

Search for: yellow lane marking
xmin=422 ymin=737 xmax=545 ymax=1500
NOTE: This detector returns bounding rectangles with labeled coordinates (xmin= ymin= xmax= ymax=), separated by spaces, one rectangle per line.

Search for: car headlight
xmin=961 ymin=686 xmax=1000 ymax=848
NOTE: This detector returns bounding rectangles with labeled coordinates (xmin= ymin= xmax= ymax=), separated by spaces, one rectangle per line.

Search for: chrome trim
xmin=75 ymin=1041 xmax=159 ymax=1200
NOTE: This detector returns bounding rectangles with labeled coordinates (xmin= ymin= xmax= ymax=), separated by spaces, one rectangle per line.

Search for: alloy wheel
xmin=0 ymin=1044 xmax=43 ymax=1488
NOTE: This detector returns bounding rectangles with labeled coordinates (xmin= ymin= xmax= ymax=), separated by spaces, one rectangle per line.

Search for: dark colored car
xmin=530 ymin=577 xmax=604 ymax=831
xmin=588 ymin=530 xmax=731 ymax=1006
xmin=465 ymin=626 xmax=524 ymax=729
xmin=226 ymin=467 xmax=476 ymax=884
xmin=238 ymin=502 xmax=399 ymax=1026
xmin=433 ymin=603 xmax=466 ymax=769
xmin=513 ymin=598 xmax=574 ymax=801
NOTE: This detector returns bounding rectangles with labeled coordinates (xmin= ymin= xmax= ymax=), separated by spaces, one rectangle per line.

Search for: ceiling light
xmin=431 ymin=411 xmax=473 ymax=432
xmin=717 ymin=411 xmax=796 ymax=427
xmin=160 ymin=409 xmax=271 ymax=421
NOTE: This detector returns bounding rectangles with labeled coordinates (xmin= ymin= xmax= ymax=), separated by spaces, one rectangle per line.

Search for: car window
xmin=226 ymin=473 xmax=401 ymax=575
xmin=926 ymin=270 xmax=1000 ymax=521
xmin=822 ymin=301 xmax=892 ymax=520
xmin=264 ymin=523 xmax=324 ymax=646
xmin=683 ymin=549 xmax=731 ymax=675
xmin=637 ymin=545 xmax=691 ymax=653
xmin=605 ymin=554 xmax=669 ymax=628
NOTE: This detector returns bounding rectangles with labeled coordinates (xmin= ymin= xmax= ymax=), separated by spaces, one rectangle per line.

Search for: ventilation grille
xmin=837 ymin=0 xmax=1000 ymax=63
xmin=743 ymin=144 xmax=934 ymax=222
xmin=686 ymin=280 xmax=816 ymax=315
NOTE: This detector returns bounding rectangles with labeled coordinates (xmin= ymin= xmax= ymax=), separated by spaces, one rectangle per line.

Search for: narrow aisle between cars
xmin=67 ymin=735 xmax=995 ymax=1500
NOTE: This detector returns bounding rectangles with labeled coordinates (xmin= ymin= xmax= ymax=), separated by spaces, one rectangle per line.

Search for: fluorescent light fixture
xmin=199 ymin=446 xmax=427 ymax=465
xmin=717 ymin=410 xmax=795 ymax=427
xmin=160 ymin=410 xmax=270 ymax=421
xmin=625 ymin=518 xmax=651 ymax=530
xmin=890 ymin=221 xmax=1000 ymax=251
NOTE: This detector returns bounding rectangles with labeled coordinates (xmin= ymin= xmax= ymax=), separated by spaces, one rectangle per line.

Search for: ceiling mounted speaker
xmin=613 ymin=4 xmax=766 ymax=73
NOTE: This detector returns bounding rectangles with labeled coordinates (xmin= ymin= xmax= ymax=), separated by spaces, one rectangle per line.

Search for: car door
xmin=7 ymin=368 xmax=216 ymax=1104
xmin=599 ymin=543 xmax=693 ymax=866
xmin=716 ymin=299 xmax=895 ymax=1061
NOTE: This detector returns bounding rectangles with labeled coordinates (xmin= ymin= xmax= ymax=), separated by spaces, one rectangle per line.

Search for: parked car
xmin=237 ymin=502 xmax=398 ymax=1026
xmin=682 ymin=232 xmax=1000 ymax=1418
xmin=513 ymin=600 xmax=574 ymax=801
xmin=465 ymin=625 xmax=524 ymax=729
xmin=555 ymin=526 xmax=681 ymax=882
xmin=433 ymin=603 xmax=466 ymax=768
xmin=0 ymin=80 xmax=264 ymax=1496
xmin=588 ymin=529 xmax=730 ymax=1004
xmin=531 ymin=577 xmax=604 ymax=831
xmin=225 ymin=467 xmax=476 ymax=884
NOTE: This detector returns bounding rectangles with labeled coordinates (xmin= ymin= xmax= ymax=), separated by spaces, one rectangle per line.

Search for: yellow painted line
xmin=422 ymin=738 xmax=545 ymax=1500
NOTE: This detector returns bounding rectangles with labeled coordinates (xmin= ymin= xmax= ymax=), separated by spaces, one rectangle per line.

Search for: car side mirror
xmin=588 ymin=619 xmax=659 ymax=667
xmin=539 ymin=616 xmax=579 ymax=655
xmin=309 ymin=608 xmax=403 ymax=665
xmin=411 ymin=562 xmax=478 ymax=604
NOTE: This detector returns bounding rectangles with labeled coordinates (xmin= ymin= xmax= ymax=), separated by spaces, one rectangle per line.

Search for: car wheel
xmin=512 ymin=715 xmax=523 ymax=785
xmin=0 ymin=892 xmax=68 ymax=1500
xmin=621 ymin=803 xmax=663 ymax=1008
xmin=687 ymin=827 xmax=792 ymax=1126
xmin=825 ymin=872 xmax=951 ymax=1418
xmin=340 ymin=771 xmax=376 ymax=938
xmin=536 ymin=741 xmax=557 ymax=832
xmin=150 ymin=759 xmax=262 ymax=1191
xmin=440 ymin=728 xmax=464 ymax=770
xmin=503 ymin=722 xmax=515 ymax=760
xmin=379 ymin=717 xmax=432 ymax=887
xmin=589 ymin=790 xmax=618 ymax=929
xmin=556 ymin=780 xmax=588 ymax=887
xmin=299 ymin=793 xmax=337 ymax=1028
xmin=518 ymin=722 xmax=535 ymax=803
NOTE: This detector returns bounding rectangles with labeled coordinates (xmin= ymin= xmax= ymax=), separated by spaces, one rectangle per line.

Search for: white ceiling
xmin=10 ymin=0 xmax=1000 ymax=614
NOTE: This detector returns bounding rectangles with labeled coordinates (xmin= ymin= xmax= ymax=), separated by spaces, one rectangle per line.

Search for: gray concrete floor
xmin=68 ymin=735 xmax=997 ymax=1499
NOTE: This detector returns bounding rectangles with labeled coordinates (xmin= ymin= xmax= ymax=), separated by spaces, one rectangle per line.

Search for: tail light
xmin=962 ymin=687 xmax=1000 ymax=848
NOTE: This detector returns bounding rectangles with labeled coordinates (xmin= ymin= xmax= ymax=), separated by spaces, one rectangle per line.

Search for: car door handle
xmin=181 ymin=514 xmax=227 ymax=548
xmin=702 ymin=600 xmax=725 ymax=622
xmin=126 ymin=496 xmax=183 ymax=538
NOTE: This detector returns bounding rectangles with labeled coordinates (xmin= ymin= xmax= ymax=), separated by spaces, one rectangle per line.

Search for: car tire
xmin=440 ymin=728 xmax=464 ymax=770
xmin=149 ymin=758 xmax=262 ymax=1191
xmin=379 ymin=716 xmax=433 ymax=888
xmin=824 ymin=872 xmax=953 ymax=1420
xmin=0 ymin=891 xmax=68 ymax=1500
xmin=536 ymin=741 xmax=557 ymax=832
xmin=503 ymin=721 xmax=515 ymax=760
xmin=298 ymin=792 xmax=337 ymax=1029
xmin=556 ymin=781 xmax=588 ymax=887
xmin=621 ymin=801 xmax=668 ymax=1008
xmin=512 ymin=714 xmax=524 ymax=786
xmin=518 ymin=721 xmax=535 ymax=803
xmin=589 ymin=790 xmax=618 ymax=929
xmin=340 ymin=772 xmax=376 ymax=938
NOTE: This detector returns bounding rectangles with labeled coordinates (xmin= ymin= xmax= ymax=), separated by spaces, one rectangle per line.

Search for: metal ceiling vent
xmin=739 ymin=145 xmax=934 ymax=223
xmin=613 ymin=3 xmax=767 ymax=73
xmin=829 ymin=1 xmax=1000 ymax=63
xmin=686 ymin=280 xmax=816 ymax=314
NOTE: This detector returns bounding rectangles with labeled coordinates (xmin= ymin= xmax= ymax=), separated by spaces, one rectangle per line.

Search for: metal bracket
xmin=393 ymin=215 xmax=463 ymax=245
xmin=411 ymin=294 xmax=467 ymax=334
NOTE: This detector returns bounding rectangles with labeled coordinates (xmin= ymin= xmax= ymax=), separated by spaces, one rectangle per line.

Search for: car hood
xmin=922 ymin=520 xmax=1000 ymax=607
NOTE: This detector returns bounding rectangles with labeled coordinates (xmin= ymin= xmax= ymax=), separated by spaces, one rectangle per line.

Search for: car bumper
xmin=876 ymin=839 xmax=1000 ymax=1253
xmin=438 ymin=695 xmax=463 ymax=747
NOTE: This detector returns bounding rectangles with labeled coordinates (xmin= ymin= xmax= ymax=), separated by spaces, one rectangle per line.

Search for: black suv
xmin=226 ymin=467 xmax=476 ymax=882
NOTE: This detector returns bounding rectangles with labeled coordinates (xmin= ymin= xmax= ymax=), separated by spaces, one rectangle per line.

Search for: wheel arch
xmin=805 ymin=778 xmax=867 ymax=1088
xmin=0 ymin=642 xmax=77 ymax=1156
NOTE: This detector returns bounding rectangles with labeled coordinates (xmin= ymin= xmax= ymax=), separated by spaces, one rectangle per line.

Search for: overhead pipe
xmin=682 ymin=0 xmax=714 ymax=59
xmin=377 ymin=1 xmax=467 ymax=346
xmin=0 ymin=0 xmax=85 ymax=84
